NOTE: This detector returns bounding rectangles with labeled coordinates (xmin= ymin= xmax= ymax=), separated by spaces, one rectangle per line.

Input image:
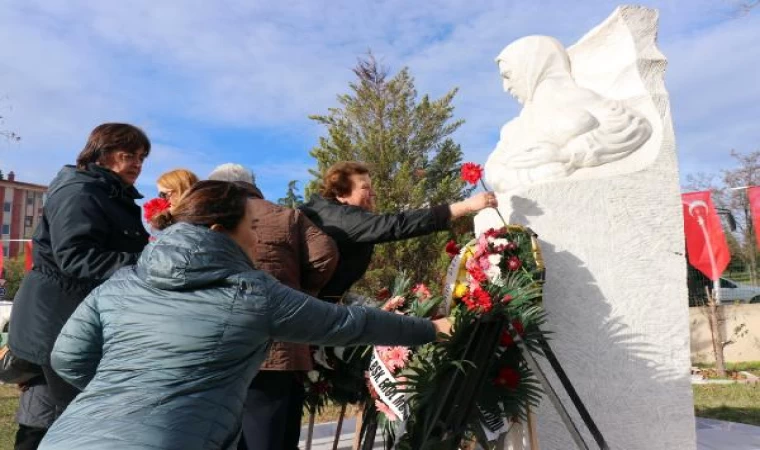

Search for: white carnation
xmin=486 ymin=265 xmax=503 ymax=285
xmin=492 ymin=238 xmax=509 ymax=249
xmin=488 ymin=254 xmax=503 ymax=266
xmin=307 ymin=370 xmax=320 ymax=383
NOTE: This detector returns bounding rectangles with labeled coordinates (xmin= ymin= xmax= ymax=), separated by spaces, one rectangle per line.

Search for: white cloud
xmin=0 ymin=0 xmax=757 ymax=193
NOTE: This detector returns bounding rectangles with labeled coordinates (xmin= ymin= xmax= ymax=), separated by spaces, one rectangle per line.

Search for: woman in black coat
xmin=8 ymin=123 xmax=151 ymax=449
xmin=300 ymin=161 xmax=498 ymax=302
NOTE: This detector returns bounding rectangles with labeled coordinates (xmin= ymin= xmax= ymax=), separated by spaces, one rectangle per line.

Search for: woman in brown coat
xmin=206 ymin=164 xmax=337 ymax=450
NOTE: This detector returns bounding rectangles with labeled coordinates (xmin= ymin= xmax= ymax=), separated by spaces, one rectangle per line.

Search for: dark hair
xmin=76 ymin=123 xmax=151 ymax=169
xmin=151 ymin=180 xmax=257 ymax=231
xmin=319 ymin=161 xmax=370 ymax=199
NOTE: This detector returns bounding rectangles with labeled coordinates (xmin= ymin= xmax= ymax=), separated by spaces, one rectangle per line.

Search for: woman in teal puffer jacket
xmin=39 ymin=181 xmax=450 ymax=450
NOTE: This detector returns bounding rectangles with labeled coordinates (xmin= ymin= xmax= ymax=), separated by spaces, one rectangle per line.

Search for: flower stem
xmin=479 ymin=179 xmax=508 ymax=227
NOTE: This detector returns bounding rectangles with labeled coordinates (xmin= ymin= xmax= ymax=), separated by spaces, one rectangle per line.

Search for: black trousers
xmin=238 ymin=371 xmax=305 ymax=450
xmin=14 ymin=365 xmax=79 ymax=450
xmin=14 ymin=425 xmax=46 ymax=450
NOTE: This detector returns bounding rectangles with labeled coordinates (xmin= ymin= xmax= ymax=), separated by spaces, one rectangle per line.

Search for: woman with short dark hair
xmin=8 ymin=123 xmax=151 ymax=449
xmin=37 ymin=180 xmax=449 ymax=450
xmin=301 ymin=160 xmax=498 ymax=302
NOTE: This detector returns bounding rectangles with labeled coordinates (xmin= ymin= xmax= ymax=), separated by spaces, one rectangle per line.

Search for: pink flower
xmin=382 ymin=296 xmax=406 ymax=311
xmin=411 ymin=283 xmax=432 ymax=301
xmin=375 ymin=400 xmax=398 ymax=421
xmin=378 ymin=346 xmax=410 ymax=372
xmin=507 ymin=256 xmax=522 ymax=271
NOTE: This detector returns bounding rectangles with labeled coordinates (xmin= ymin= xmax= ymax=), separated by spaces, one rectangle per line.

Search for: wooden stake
xmin=333 ymin=403 xmax=348 ymax=450
xmin=352 ymin=407 xmax=363 ymax=450
xmin=305 ymin=411 xmax=316 ymax=450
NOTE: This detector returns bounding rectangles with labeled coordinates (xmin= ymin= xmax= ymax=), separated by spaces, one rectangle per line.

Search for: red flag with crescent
xmin=747 ymin=187 xmax=760 ymax=250
xmin=682 ymin=191 xmax=730 ymax=280
xmin=25 ymin=241 xmax=33 ymax=272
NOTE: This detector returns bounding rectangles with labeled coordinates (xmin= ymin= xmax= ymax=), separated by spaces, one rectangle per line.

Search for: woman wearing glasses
xmin=8 ymin=123 xmax=152 ymax=450
xmin=156 ymin=169 xmax=199 ymax=208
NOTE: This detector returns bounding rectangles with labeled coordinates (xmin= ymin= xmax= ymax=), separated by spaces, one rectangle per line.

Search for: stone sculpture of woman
xmin=484 ymin=36 xmax=654 ymax=193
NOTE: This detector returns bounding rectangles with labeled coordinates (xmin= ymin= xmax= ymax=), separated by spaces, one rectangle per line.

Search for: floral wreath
xmin=303 ymin=162 xmax=549 ymax=448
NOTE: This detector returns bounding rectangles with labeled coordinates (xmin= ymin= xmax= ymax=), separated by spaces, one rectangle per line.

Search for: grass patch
xmin=314 ymin=403 xmax=359 ymax=423
xmin=693 ymin=361 xmax=760 ymax=371
xmin=0 ymin=384 xmax=18 ymax=449
xmin=693 ymin=383 xmax=760 ymax=426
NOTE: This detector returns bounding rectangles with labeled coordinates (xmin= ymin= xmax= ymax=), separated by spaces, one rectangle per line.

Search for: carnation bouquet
xmin=305 ymin=162 xmax=552 ymax=450
xmin=358 ymin=225 xmax=546 ymax=450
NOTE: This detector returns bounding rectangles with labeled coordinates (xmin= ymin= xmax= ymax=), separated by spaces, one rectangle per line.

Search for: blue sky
xmin=0 ymin=0 xmax=758 ymax=201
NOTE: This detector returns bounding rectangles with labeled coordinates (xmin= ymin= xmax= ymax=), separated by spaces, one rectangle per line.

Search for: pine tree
xmin=277 ymin=180 xmax=304 ymax=208
xmin=308 ymin=53 xmax=472 ymax=294
xmin=0 ymin=170 xmax=4 ymax=180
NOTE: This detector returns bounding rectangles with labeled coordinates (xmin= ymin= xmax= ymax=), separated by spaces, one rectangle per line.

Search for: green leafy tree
xmin=1 ymin=256 xmax=26 ymax=301
xmin=277 ymin=180 xmax=304 ymax=208
xmin=0 ymin=170 xmax=4 ymax=180
xmin=308 ymin=53 xmax=473 ymax=294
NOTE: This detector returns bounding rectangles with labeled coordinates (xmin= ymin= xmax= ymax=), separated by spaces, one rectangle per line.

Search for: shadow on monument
xmin=509 ymin=196 xmax=692 ymax=449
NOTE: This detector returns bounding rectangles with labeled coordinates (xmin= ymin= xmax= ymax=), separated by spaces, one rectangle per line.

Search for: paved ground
xmin=299 ymin=417 xmax=760 ymax=449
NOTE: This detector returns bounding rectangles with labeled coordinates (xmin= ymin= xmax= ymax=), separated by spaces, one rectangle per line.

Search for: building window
xmin=26 ymin=195 xmax=35 ymax=206
xmin=2 ymin=246 xmax=8 ymax=257
xmin=3 ymin=202 xmax=9 ymax=212
xmin=1 ymin=224 xmax=9 ymax=235
xmin=24 ymin=216 xmax=33 ymax=227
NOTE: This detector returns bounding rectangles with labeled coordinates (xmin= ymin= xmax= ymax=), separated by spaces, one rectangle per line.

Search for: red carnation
xmin=499 ymin=330 xmax=514 ymax=347
xmin=507 ymin=256 xmax=522 ymax=271
xmin=484 ymin=227 xmax=505 ymax=238
xmin=468 ymin=265 xmax=488 ymax=283
xmin=512 ymin=320 xmax=525 ymax=336
xmin=463 ymin=287 xmax=493 ymax=313
xmin=445 ymin=240 xmax=461 ymax=258
xmin=143 ymin=198 xmax=171 ymax=223
xmin=494 ymin=367 xmax=520 ymax=390
xmin=505 ymin=242 xmax=518 ymax=251
xmin=315 ymin=381 xmax=331 ymax=395
xmin=376 ymin=287 xmax=391 ymax=301
xmin=502 ymin=294 xmax=513 ymax=304
xmin=460 ymin=162 xmax=483 ymax=185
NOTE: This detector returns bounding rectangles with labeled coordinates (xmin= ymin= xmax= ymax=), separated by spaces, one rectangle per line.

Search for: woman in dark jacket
xmin=8 ymin=123 xmax=151 ymax=449
xmin=300 ymin=161 xmax=498 ymax=301
xmin=38 ymin=181 xmax=449 ymax=450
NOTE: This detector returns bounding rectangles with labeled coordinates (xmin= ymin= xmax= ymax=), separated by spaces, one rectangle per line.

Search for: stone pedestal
xmin=477 ymin=6 xmax=695 ymax=450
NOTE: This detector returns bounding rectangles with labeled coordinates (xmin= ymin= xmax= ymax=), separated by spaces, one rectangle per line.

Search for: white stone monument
xmin=476 ymin=6 xmax=695 ymax=450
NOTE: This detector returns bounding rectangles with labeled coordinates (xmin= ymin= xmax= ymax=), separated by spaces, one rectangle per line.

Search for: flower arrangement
xmin=305 ymin=161 xmax=549 ymax=449
xmin=365 ymin=225 xmax=546 ymax=449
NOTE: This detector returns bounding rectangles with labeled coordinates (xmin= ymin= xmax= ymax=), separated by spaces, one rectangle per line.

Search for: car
xmin=717 ymin=278 xmax=760 ymax=304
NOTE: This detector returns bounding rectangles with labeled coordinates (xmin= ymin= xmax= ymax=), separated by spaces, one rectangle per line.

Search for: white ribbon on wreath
xmin=368 ymin=346 xmax=409 ymax=421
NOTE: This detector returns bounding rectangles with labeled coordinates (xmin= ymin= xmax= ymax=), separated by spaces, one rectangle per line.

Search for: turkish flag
xmin=24 ymin=241 xmax=33 ymax=272
xmin=682 ymin=191 xmax=730 ymax=280
xmin=747 ymin=187 xmax=760 ymax=250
